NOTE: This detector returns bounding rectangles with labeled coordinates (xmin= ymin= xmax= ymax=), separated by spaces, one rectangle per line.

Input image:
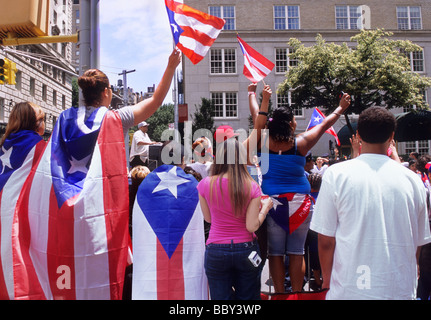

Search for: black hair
xmin=267 ymin=106 xmax=295 ymax=142
xmin=357 ymin=107 xmax=396 ymax=144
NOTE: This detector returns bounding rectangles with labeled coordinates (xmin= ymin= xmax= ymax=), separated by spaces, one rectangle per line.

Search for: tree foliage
xmin=191 ymin=98 xmax=215 ymax=134
xmin=145 ymin=103 xmax=174 ymax=142
xmin=279 ymin=29 xmax=431 ymax=115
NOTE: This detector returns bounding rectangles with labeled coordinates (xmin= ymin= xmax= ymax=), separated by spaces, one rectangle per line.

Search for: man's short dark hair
xmin=358 ymin=107 xmax=396 ymax=144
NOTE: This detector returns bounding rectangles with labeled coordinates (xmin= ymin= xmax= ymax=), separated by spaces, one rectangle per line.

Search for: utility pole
xmin=79 ymin=0 xmax=100 ymax=104
xmin=118 ymin=69 xmax=136 ymax=106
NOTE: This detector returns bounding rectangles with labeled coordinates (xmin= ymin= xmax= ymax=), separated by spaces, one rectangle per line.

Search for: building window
xmin=335 ymin=5 xmax=362 ymax=29
xmin=0 ymin=97 xmax=4 ymax=122
xmin=274 ymin=5 xmax=300 ymax=30
xmin=42 ymin=85 xmax=47 ymax=101
xmin=30 ymin=78 xmax=35 ymax=97
xmin=411 ymin=51 xmax=425 ymax=72
xmin=405 ymin=140 xmax=429 ymax=155
xmin=62 ymin=95 xmax=66 ymax=110
xmin=397 ymin=6 xmax=422 ymax=30
xmin=275 ymin=48 xmax=298 ymax=74
xmin=15 ymin=71 xmax=22 ymax=91
xmin=53 ymin=90 xmax=57 ymax=106
xmin=209 ymin=6 xmax=235 ymax=30
xmin=402 ymin=49 xmax=425 ymax=73
xmin=210 ymin=48 xmax=236 ymax=74
xmin=277 ymin=92 xmax=303 ymax=117
xmin=211 ymin=92 xmax=238 ymax=119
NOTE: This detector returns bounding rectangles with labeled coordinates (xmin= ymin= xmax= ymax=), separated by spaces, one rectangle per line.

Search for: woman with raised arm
xmin=259 ymin=93 xmax=351 ymax=293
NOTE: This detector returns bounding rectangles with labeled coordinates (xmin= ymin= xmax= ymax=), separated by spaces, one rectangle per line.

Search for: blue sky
xmin=99 ymin=0 xmax=175 ymax=103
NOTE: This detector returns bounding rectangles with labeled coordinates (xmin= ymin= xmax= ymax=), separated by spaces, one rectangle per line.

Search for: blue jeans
xmin=205 ymin=240 xmax=262 ymax=300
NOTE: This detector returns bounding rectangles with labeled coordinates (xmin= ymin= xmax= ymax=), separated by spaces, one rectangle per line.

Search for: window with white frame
xmin=277 ymin=92 xmax=303 ymax=117
xmin=397 ymin=6 xmax=422 ymax=30
xmin=335 ymin=5 xmax=362 ymax=29
xmin=401 ymin=49 xmax=425 ymax=73
xmin=211 ymin=92 xmax=238 ymax=119
xmin=209 ymin=6 xmax=235 ymax=30
xmin=274 ymin=6 xmax=300 ymax=30
xmin=275 ymin=48 xmax=298 ymax=74
xmin=210 ymin=48 xmax=236 ymax=74
xmin=405 ymin=140 xmax=429 ymax=155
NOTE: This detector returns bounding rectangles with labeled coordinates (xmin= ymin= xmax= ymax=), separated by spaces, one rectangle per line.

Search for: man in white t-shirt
xmin=130 ymin=121 xmax=157 ymax=168
xmin=310 ymin=106 xmax=431 ymax=300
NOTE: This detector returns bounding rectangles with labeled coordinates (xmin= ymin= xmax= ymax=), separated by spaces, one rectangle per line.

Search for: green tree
xmin=72 ymin=77 xmax=79 ymax=107
xmin=191 ymin=98 xmax=215 ymax=134
xmin=279 ymin=29 xmax=431 ymax=115
xmin=143 ymin=103 xmax=174 ymax=142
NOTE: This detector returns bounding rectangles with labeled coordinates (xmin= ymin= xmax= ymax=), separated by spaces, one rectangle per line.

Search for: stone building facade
xmin=0 ymin=0 xmax=76 ymax=138
xmin=183 ymin=0 xmax=431 ymax=157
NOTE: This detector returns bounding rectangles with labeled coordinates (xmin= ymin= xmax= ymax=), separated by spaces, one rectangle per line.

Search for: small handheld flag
xmin=306 ymin=108 xmax=341 ymax=146
xmin=237 ymin=35 xmax=275 ymax=83
xmin=165 ymin=0 xmax=225 ymax=65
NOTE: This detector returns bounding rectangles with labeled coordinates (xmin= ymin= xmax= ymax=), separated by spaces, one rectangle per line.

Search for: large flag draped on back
xmin=0 ymin=131 xmax=45 ymax=300
xmin=165 ymin=0 xmax=225 ymax=65
xmin=237 ymin=35 xmax=275 ymax=83
xmin=306 ymin=108 xmax=341 ymax=146
xmin=132 ymin=165 xmax=207 ymax=300
xmin=13 ymin=107 xmax=129 ymax=300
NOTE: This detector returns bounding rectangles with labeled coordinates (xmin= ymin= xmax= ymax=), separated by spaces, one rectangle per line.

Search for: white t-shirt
xmin=310 ymin=153 xmax=431 ymax=300
xmin=129 ymin=130 xmax=152 ymax=161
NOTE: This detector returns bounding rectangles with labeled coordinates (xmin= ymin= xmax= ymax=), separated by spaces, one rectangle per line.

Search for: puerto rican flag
xmin=0 ymin=131 xmax=45 ymax=300
xmin=306 ymin=108 xmax=340 ymax=146
xmin=237 ymin=35 xmax=275 ymax=84
xmin=13 ymin=107 xmax=129 ymax=300
xmin=132 ymin=165 xmax=207 ymax=300
xmin=165 ymin=0 xmax=225 ymax=65
xmin=266 ymin=193 xmax=312 ymax=234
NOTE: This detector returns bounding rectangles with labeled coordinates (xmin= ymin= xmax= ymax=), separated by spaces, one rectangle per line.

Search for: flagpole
xmin=173 ymin=42 xmax=179 ymax=143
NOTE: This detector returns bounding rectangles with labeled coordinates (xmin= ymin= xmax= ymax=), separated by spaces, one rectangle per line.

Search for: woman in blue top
xmin=260 ymin=93 xmax=351 ymax=293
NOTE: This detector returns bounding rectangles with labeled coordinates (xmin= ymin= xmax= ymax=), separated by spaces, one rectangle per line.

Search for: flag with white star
xmin=306 ymin=108 xmax=341 ymax=146
xmin=0 ymin=130 xmax=45 ymax=300
xmin=267 ymin=193 xmax=312 ymax=234
xmin=165 ymin=0 xmax=225 ymax=65
xmin=13 ymin=107 xmax=129 ymax=300
xmin=132 ymin=164 xmax=207 ymax=300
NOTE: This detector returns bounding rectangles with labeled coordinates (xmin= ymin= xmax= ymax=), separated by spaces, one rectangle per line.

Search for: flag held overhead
xmin=165 ymin=0 xmax=225 ymax=65
xmin=237 ymin=35 xmax=275 ymax=84
xmin=306 ymin=108 xmax=341 ymax=146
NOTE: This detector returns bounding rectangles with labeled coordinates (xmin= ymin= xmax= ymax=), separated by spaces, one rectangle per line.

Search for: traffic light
xmin=0 ymin=58 xmax=8 ymax=85
xmin=0 ymin=58 xmax=17 ymax=85
xmin=7 ymin=60 xmax=17 ymax=85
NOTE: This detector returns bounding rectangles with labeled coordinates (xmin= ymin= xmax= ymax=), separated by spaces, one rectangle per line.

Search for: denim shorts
xmin=267 ymin=213 xmax=312 ymax=256
xmin=204 ymin=240 xmax=263 ymax=300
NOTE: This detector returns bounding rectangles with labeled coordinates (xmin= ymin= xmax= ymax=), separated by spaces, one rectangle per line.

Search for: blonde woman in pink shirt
xmin=197 ymin=138 xmax=273 ymax=300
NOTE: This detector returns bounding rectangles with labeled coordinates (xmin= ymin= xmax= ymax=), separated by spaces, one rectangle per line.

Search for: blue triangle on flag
xmin=137 ymin=165 xmax=199 ymax=259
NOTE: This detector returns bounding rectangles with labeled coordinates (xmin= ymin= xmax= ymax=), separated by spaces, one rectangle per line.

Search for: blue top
xmin=258 ymin=139 xmax=311 ymax=196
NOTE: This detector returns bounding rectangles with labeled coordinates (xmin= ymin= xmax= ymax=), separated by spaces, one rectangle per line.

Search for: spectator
xmin=311 ymin=106 xmax=431 ymax=300
xmin=258 ymin=93 xmax=351 ymax=293
xmin=197 ymin=138 xmax=273 ymax=300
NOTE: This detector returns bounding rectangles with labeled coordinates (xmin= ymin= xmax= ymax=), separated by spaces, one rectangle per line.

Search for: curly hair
xmin=267 ymin=106 xmax=295 ymax=143
xmin=358 ymin=107 xmax=396 ymax=144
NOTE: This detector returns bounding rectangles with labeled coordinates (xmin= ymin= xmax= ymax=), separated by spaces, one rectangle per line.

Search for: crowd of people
xmin=1 ymin=47 xmax=431 ymax=300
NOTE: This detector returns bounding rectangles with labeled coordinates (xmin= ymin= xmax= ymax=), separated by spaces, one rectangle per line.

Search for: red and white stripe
xmin=0 ymin=141 xmax=45 ymax=300
xmin=165 ymin=0 xmax=225 ymax=65
xmin=13 ymin=111 xmax=129 ymax=300
xmin=132 ymin=201 xmax=207 ymax=300
xmin=237 ymin=35 xmax=275 ymax=83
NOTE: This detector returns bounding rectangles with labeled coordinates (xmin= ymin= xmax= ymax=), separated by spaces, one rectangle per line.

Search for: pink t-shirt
xmin=197 ymin=176 xmax=261 ymax=244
